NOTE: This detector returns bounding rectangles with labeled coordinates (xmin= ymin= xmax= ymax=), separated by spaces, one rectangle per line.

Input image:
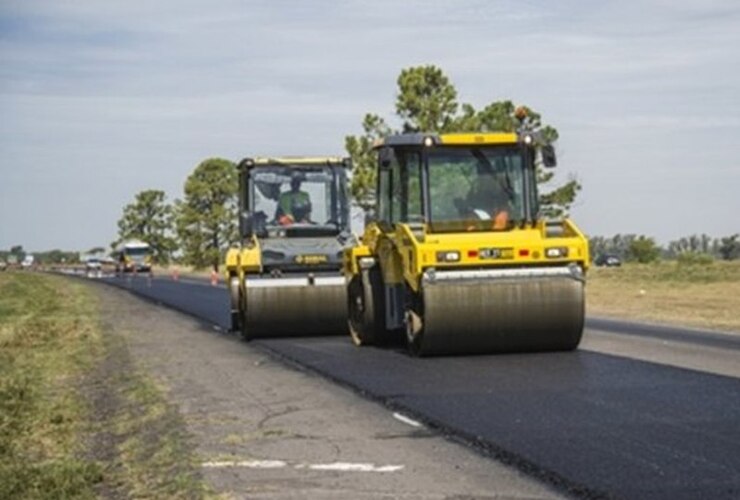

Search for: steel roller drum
xmin=244 ymin=275 xmax=347 ymax=338
xmin=417 ymin=266 xmax=585 ymax=356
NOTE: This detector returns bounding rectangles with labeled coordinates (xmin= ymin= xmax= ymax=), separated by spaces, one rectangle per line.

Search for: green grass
xmin=0 ymin=272 xmax=208 ymax=499
xmin=0 ymin=272 xmax=103 ymax=499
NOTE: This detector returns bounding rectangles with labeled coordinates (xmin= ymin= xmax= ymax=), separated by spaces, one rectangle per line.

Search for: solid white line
xmin=392 ymin=412 xmax=423 ymax=428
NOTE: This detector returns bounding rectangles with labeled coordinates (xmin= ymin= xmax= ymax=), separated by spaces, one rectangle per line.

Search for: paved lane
xmin=101 ymin=274 xmax=740 ymax=499
xmin=106 ymin=274 xmax=230 ymax=327
xmin=255 ymin=337 xmax=740 ymax=500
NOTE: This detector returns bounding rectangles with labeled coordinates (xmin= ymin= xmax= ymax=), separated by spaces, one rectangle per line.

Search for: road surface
xmin=99 ymin=273 xmax=740 ymax=499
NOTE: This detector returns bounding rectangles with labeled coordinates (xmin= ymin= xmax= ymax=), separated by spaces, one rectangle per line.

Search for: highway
xmin=101 ymin=273 xmax=740 ymax=499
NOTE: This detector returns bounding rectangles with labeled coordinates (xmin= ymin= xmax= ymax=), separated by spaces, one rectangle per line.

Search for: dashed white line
xmin=202 ymin=460 xmax=404 ymax=473
xmin=392 ymin=412 xmax=423 ymax=428
xmin=308 ymin=462 xmax=404 ymax=472
xmin=202 ymin=459 xmax=286 ymax=469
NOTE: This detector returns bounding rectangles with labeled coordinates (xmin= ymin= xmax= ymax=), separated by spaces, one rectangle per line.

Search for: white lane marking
xmin=201 ymin=460 xmax=403 ymax=473
xmin=308 ymin=462 xmax=404 ymax=472
xmin=393 ymin=412 xmax=423 ymax=428
xmin=202 ymin=460 xmax=286 ymax=469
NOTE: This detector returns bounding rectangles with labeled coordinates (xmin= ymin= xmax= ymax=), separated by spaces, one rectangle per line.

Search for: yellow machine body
xmin=344 ymin=132 xmax=590 ymax=355
xmin=225 ymin=156 xmax=352 ymax=339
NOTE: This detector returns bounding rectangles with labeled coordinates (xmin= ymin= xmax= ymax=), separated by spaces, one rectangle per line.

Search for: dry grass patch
xmin=587 ymin=260 xmax=740 ymax=333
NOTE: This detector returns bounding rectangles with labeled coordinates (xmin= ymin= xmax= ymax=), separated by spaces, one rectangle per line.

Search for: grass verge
xmin=0 ymin=272 xmax=206 ymax=498
xmin=587 ymin=260 xmax=740 ymax=333
xmin=0 ymin=272 xmax=103 ymax=499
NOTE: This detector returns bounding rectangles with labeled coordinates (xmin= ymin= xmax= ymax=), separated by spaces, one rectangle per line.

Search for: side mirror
xmin=542 ymin=145 xmax=557 ymax=168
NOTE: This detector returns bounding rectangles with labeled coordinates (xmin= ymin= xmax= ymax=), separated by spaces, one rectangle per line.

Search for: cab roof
xmin=239 ymin=156 xmax=350 ymax=170
xmin=373 ymin=132 xmax=520 ymax=149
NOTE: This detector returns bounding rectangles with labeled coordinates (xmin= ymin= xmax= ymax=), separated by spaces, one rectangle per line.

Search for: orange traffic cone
xmin=172 ymin=269 xmax=179 ymax=281
xmin=210 ymin=270 xmax=218 ymax=286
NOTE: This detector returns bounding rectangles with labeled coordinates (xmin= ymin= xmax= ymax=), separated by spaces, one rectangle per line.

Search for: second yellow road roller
xmin=344 ymin=131 xmax=590 ymax=355
xmin=226 ymin=156 xmax=353 ymax=339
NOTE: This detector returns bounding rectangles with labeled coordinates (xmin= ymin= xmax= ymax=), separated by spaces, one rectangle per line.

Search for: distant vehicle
xmin=114 ymin=240 xmax=152 ymax=273
xmin=595 ymin=254 xmax=622 ymax=267
xmin=21 ymin=255 xmax=35 ymax=269
xmin=85 ymin=258 xmax=103 ymax=278
xmin=0 ymin=260 xmax=6 ymax=271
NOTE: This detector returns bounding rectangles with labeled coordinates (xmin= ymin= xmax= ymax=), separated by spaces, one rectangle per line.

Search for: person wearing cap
xmin=276 ymin=175 xmax=312 ymax=225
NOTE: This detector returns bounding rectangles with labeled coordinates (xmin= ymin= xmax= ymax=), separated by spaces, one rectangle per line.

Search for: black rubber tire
xmin=348 ymin=267 xmax=385 ymax=346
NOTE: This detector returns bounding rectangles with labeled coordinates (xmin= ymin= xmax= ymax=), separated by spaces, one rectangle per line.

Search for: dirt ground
xmin=91 ymin=282 xmax=561 ymax=499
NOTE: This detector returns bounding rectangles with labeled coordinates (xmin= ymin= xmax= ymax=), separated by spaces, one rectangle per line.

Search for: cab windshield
xmin=250 ymin=165 xmax=349 ymax=236
xmin=426 ymin=146 xmax=535 ymax=232
xmin=124 ymin=247 xmax=149 ymax=257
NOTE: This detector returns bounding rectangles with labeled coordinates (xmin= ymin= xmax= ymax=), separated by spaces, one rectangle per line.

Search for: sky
xmin=1 ymin=0 xmax=739 ymax=251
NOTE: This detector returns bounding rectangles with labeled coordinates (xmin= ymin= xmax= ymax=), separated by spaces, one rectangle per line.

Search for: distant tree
xmin=717 ymin=234 xmax=740 ymax=260
xmin=87 ymin=246 xmax=106 ymax=255
xmin=344 ymin=114 xmax=391 ymax=212
xmin=589 ymin=234 xmax=639 ymax=260
xmin=396 ymin=65 xmax=459 ymax=133
xmin=9 ymin=245 xmax=25 ymax=261
xmin=175 ymin=158 xmax=238 ymax=271
xmin=345 ymin=64 xmax=581 ymax=217
xmin=628 ymin=236 xmax=660 ymax=263
xmin=35 ymin=249 xmax=80 ymax=265
xmin=114 ymin=189 xmax=177 ymax=264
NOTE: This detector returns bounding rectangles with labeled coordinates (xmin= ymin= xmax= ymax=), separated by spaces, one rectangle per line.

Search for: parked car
xmin=0 ymin=260 xmax=6 ymax=271
xmin=595 ymin=254 xmax=622 ymax=267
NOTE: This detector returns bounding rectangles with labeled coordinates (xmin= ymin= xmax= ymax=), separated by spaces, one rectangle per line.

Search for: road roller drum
xmin=407 ymin=266 xmax=585 ymax=355
xmin=242 ymin=275 xmax=346 ymax=339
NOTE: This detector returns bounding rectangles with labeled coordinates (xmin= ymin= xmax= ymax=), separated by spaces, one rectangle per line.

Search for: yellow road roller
xmin=225 ymin=157 xmax=353 ymax=339
xmin=344 ymin=132 xmax=590 ymax=355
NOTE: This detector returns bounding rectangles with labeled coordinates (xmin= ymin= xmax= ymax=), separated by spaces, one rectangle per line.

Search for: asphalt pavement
xmin=102 ymin=274 xmax=740 ymax=500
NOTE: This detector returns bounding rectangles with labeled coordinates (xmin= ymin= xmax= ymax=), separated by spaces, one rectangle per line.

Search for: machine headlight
xmin=545 ymin=247 xmax=569 ymax=258
xmin=436 ymin=251 xmax=460 ymax=263
xmin=358 ymin=257 xmax=376 ymax=269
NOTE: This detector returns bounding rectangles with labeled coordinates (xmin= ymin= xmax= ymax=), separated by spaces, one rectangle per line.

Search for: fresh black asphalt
xmin=104 ymin=274 xmax=740 ymax=500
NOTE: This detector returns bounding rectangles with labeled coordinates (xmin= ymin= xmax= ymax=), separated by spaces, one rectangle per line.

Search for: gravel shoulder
xmin=92 ymin=281 xmax=562 ymax=499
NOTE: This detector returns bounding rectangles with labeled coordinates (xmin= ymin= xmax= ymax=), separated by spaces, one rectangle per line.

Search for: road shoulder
xmin=92 ymin=281 xmax=562 ymax=499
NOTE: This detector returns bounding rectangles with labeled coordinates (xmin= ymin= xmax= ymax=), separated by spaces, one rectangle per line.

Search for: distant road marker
xmin=393 ymin=412 xmax=423 ymax=428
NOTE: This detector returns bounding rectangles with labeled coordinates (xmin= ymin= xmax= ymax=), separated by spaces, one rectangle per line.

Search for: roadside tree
xmin=717 ymin=234 xmax=740 ymax=260
xmin=10 ymin=245 xmax=25 ymax=262
xmin=346 ymin=64 xmax=581 ymax=217
xmin=175 ymin=158 xmax=238 ymax=271
xmin=628 ymin=236 xmax=660 ymax=263
xmin=115 ymin=190 xmax=177 ymax=264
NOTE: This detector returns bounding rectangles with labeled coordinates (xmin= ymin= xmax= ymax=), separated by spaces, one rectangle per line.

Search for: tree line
xmin=589 ymin=234 xmax=740 ymax=263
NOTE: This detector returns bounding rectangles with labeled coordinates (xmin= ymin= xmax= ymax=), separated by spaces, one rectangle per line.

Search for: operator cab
xmin=374 ymin=133 xmax=555 ymax=234
xmin=239 ymin=158 xmax=351 ymax=239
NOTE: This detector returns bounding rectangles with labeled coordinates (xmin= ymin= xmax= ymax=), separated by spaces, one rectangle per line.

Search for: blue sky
xmin=1 ymin=0 xmax=738 ymax=251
